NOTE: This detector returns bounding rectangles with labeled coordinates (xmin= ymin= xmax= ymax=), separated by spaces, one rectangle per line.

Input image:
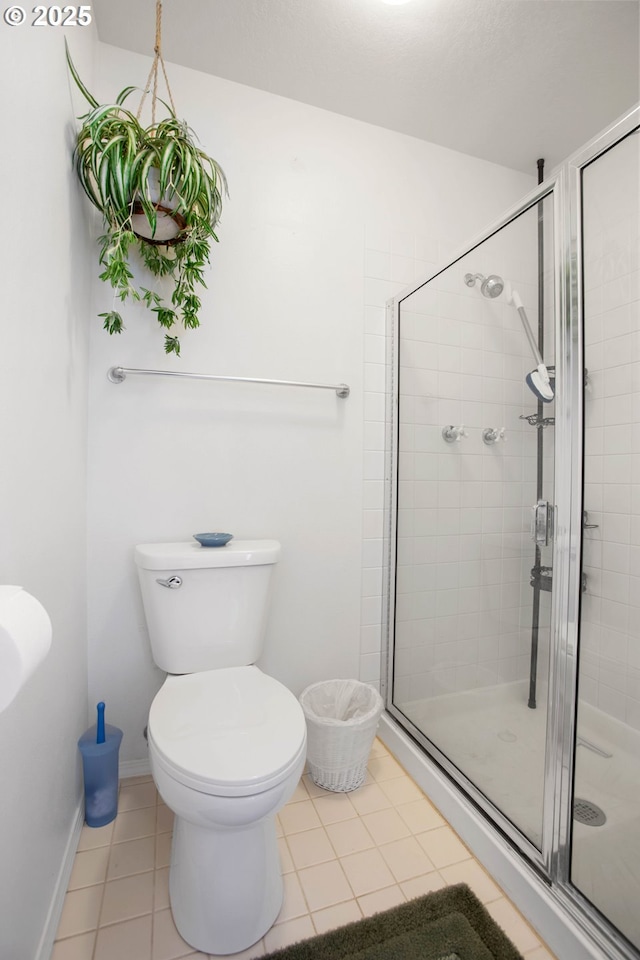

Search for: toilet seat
xmin=148 ymin=665 xmax=307 ymax=798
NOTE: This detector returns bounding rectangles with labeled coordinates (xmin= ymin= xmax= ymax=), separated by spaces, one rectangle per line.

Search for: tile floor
xmin=52 ymin=739 xmax=556 ymax=960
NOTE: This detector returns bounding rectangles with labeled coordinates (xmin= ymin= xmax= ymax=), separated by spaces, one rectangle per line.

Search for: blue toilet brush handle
xmin=96 ymin=701 xmax=106 ymax=744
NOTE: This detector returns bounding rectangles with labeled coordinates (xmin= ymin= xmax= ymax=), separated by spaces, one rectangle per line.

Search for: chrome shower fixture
xmin=464 ymin=272 xmax=505 ymax=299
xmin=464 ymin=271 xmax=554 ymax=404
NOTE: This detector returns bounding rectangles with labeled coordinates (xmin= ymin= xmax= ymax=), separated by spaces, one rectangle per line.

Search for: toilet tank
xmin=134 ymin=540 xmax=281 ymax=674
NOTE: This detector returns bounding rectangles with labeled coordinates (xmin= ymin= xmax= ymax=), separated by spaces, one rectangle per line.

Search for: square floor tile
xmin=56 ymin=886 xmax=103 ymax=939
xmin=378 ymin=836 xmax=436 ymax=882
xmin=210 ymin=942 xmax=265 ymax=959
xmin=378 ymin=776 xmax=424 ymax=805
xmin=297 ymin=860 xmax=353 ymax=912
xmin=113 ymin=807 xmax=157 ymax=843
xmin=107 ymin=837 xmax=155 ymax=880
xmin=278 ymin=836 xmax=294 ymax=874
xmin=340 ymin=848 xmax=395 ymax=897
xmin=357 ymin=884 xmax=406 ymax=917
xmin=94 ymin=914 xmax=152 ymax=960
xmin=278 ymin=800 xmax=322 ymax=835
xmin=311 ymin=898 xmax=362 ymax=934
xmin=396 ymin=799 xmax=445 ymax=834
xmin=276 ymin=872 xmax=308 ymax=923
xmin=76 ymin=822 xmax=114 ymax=852
xmin=154 ymin=867 xmax=170 ymax=911
xmin=416 ymin=826 xmax=471 ymax=868
xmin=68 ymin=847 xmax=110 ymax=890
xmin=360 ymin=808 xmax=411 ymax=845
xmin=152 ymin=907 xmax=196 ymax=959
xmin=118 ymin=781 xmax=157 ymax=812
xmin=367 ymin=755 xmax=406 ymax=781
xmin=369 ymin=739 xmax=389 ymax=759
xmin=440 ymin=858 xmax=502 ymax=903
xmin=155 ymin=833 xmax=172 ymax=869
xmin=312 ymin=793 xmax=358 ymax=825
xmin=287 ymin=827 xmax=336 ymax=870
xmin=348 ymin=784 xmax=393 ymax=816
xmin=400 ymin=872 xmax=447 ymax=900
xmin=486 ymin=898 xmax=541 ymax=954
xmin=301 ymin=774 xmax=333 ymax=799
xmin=100 ymin=872 xmax=154 ymax=925
xmin=325 ymin=818 xmax=375 ymax=857
xmin=156 ymin=804 xmax=174 ymax=834
xmin=264 ymin=916 xmax=315 ymax=953
xmin=51 ymin=931 xmax=96 ymax=960
xmin=289 ymin=778 xmax=310 ymax=803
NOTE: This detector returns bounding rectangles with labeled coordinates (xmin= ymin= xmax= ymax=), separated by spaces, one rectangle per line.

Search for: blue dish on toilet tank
xmin=193 ymin=532 xmax=233 ymax=547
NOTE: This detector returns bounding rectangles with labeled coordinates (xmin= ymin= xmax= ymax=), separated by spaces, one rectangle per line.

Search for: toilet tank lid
xmin=134 ymin=539 xmax=281 ymax=570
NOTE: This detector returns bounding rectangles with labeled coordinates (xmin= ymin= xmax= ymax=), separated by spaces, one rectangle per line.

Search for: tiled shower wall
xmin=580 ymin=129 xmax=640 ymax=730
xmin=360 ymin=228 xmax=438 ymax=689
xmin=362 ymin=205 xmax=557 ymax=704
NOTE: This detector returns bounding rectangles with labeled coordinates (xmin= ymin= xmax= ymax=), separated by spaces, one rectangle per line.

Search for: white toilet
xmin=134 ymin=540 xmax=307 ymax=956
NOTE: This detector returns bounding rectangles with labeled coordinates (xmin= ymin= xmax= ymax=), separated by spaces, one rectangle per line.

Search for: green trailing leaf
xmin=66 ymin=45 xmax=228 ymax=354
xmin=153 ymin=307 xmax=177 ymax=329
xmin=65 ymin=39 xmax=99 ymax=110
xmin=99 ymin=311 xmax=124 ymax=334
xmin=115 ymin=85 xmax=138 ymax=106
xmin=141 ymin=287 xmax=163 ymax=308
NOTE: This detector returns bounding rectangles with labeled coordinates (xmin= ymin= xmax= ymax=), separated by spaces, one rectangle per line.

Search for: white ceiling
xmin=93 ymin=0 xmax=639 ymax=174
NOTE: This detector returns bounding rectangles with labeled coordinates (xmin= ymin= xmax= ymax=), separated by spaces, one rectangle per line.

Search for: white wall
xmin=0 ymin=25 xmax=94 ymax=960
xmin=87 ymin=43 xmax=533 ymax=763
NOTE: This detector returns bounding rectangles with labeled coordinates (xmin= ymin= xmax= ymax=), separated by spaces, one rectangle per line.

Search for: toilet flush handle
xmin=156 ymin=576 xmax=182 ymax=589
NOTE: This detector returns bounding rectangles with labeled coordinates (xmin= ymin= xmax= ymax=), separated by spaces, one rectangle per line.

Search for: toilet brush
xmin=78 ymin=701 xmax=123 ymax=827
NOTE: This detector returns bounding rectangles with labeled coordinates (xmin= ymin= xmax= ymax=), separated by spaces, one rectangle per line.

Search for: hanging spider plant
xmin=66 ymin=41 xmax=226 ymax=355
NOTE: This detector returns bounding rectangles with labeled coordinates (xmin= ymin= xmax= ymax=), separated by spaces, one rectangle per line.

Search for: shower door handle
xmin=531 ymin=500 xmax=554 ymax=547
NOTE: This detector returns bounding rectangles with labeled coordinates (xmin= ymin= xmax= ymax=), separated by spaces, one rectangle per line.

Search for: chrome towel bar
xmin=107 ymin=366 xmax=350 ymax=399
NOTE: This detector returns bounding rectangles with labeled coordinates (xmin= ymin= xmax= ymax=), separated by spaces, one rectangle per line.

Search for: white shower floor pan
xmin=396 ymin=680 xmax=640 ymax=948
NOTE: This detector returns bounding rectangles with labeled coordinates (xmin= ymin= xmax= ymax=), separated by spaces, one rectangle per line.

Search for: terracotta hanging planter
xmin=130 ymin=168 xmax=188 ymax=245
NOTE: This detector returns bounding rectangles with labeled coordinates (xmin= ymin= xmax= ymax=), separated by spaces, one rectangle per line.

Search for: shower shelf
xmin=520 ymin=414 xmax=555 ymax=428
xmin=107 ymin=366 xmax=350 ymax=398
xmin=530 ymin=565 xmax=587 ymax=593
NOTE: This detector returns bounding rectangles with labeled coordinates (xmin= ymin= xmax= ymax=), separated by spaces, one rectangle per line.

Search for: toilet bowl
xmin=148 ymin=666 xmax=306 ymax=955
xmin=134 ymin=540 xmax=307 ymax=955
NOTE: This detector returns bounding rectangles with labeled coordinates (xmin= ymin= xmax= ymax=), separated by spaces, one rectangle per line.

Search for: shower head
xmin=464 ymin=273 xmax=505 ymax=299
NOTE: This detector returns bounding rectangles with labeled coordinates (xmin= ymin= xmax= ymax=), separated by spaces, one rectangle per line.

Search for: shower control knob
xmin=442 ymin=425 xmax=468 ymax=443
xmin=482 ymin=427 xmax=506 ymax=445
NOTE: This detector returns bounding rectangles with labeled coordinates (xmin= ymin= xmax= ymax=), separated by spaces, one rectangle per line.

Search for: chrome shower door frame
xmin=383 ymin=101 xmax=640 ymax=960
xmin=550 ymin=103 xmax=640 ymax=960
xmin=382 ymin=174 xmax=562 ymax=879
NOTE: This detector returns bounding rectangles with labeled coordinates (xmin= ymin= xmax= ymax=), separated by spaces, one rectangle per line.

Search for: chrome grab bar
xmin=108 ymin=366 xmax=350 ymax=399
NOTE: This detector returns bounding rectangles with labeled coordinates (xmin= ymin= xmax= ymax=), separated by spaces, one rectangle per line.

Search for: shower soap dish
xmin=193 ymin=532 xmax=233 ymax=547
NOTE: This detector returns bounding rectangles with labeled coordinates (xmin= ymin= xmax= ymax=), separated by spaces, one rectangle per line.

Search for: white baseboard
xmin=35 ymin=800 xmax=84 ymax=960
xmin=33 ymin=760 xmax=152 ymax=960
xmin=119 ymin=758 xmax=151 ymax=779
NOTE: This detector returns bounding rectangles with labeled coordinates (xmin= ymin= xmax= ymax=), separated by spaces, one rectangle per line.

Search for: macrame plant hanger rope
xmin=137 ymin=0 xmax=177 ymax=123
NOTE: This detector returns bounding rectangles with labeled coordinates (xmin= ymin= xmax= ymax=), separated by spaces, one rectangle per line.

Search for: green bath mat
xmin=264 ymin=883 xmax=525 ymax=960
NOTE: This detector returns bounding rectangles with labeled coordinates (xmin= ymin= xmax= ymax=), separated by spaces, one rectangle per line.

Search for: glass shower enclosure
xmin=383 ymin=105 xmax=640 ymax=959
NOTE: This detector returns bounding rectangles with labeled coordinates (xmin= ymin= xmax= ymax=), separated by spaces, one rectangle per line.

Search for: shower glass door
xmin=389 ymin=193 xmax=556 ymax=851
xmin=571 ymin=123 xmax=640 ymax=952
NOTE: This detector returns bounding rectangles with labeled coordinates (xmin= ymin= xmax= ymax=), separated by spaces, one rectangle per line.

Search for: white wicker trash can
xmin=299 ymin=679 xmax=384 ymax=792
